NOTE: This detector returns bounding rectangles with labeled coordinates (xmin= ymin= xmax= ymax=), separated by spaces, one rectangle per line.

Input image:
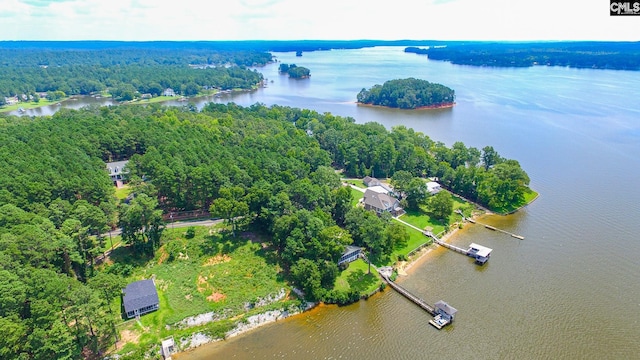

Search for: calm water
xmin=17 ymin=47 xmax=640 ymax=359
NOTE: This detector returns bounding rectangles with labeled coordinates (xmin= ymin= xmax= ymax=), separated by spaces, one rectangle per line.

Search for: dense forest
xmin=357 ymin=78 xmax=455 ymax=109
xmin=408 ymin=42 xmax=640 ymax=70
xmin=0 ymin=103 xmax=530 ymax=358
xmin=278 ymin=64 xmax=311 ymax=78
xmin=0 ymin=44 xmax=271 ymax=100
xmin=0 ymin=65 xmax=264 ymax=100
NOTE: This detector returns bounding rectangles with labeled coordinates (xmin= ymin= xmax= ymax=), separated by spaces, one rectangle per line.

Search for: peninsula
xmin=357 ymin=78 xmax=455 ymax=109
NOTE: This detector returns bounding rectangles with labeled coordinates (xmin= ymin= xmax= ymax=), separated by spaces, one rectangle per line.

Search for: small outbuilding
xmin=123 ymin=279 xmax=160 ymax=319
xmin=363 ymin=176 xmax=381 ymax=187
xmin=426 ymin=181 xmax=442 ymax=195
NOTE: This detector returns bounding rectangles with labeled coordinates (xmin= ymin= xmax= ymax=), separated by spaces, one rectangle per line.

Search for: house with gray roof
xmin=363 ymin=176 xmax=381 ymax=187
xmin=106 ymin=160 xmax=129 ymax=185
xmin=338 ymin=245 xmax=362 ymax=265
xmin=362 ymin=189 xmax=404 ymax=216
xmin=122 ymin=279 xmax=160 ymax=319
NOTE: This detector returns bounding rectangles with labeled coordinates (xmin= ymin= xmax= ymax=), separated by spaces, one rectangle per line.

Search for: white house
xmin=426 ymin=181 xmax=442 ymax=195
xmin=338 ymin=245 xmax=362 ymax=265
xmin=106 ymin=160 xmax=129 ymax=185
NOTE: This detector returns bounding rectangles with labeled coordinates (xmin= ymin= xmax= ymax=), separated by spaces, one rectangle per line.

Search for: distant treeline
xmin=0 ymin=40 xmax=447 ymax=55
xmin=0 ymin=65 xmax=264 ymax=100
xmin=0 ymin=45 xmax=270 ymax=99
xmin=357 ymin=78 xmax=455 ymax=109
xmin=407 ymin=42 xmax=640 ymax=70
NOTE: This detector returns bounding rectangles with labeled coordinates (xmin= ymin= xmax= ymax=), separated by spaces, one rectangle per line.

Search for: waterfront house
xmin=5 ymin=96 xmax=19 ymax=105
xmin=162 ymin=88 xmax=176 ymax=97
xmin=363 ymin=189 xmax=404 ymax=216
xmin=122 ymin=279 xmax=160 ymax=319
xmin=106 ymin=160 xmax=129 ymax=185
xmin=338 ymin=245 xmax=362 ymax=265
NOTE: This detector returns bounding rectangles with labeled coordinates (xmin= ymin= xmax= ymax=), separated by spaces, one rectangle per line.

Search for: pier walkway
xmin=455 ymin=210 xmax=525 ymax=240
xmin=379 ymin=272 xmax=435 ymax=316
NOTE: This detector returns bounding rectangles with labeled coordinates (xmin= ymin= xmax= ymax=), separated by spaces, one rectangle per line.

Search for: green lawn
xmin=0 ymin=98 xmax=67 ymax=113
xmin=389 ymin=226 xmax=431 ymax=263
xmin=344 ymin=179 xmax=366 ymax=188
xmin=109 ymin=226 xmax=298 ymax=355
xmin=114 ymin=185 xmax=132 ymax=201
xmin=128 ymin=95 xmax=177 ymax=105
xmin=333 ymin=259 xmax=381 ymax=295
xmin=385 ymin=195 xmax=476 ymax=264
xmin=351 ymin=190 xmax=364 ymax=207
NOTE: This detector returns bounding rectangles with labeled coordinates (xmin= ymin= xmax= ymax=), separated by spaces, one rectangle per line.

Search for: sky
xmin=0 ymin=0 xmax=637 ymax=41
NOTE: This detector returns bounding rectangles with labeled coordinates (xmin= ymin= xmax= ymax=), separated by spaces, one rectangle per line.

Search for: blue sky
xmin=0 ymin=0 xmax=637 ymax=41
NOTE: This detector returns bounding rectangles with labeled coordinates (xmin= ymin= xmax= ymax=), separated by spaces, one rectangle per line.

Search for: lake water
xmin=16 ymin=47 xmax=640 ymax=359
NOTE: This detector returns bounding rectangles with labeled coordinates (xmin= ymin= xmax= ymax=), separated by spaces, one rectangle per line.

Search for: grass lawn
xmin=385 ymin=194 xmax=476 ymax=264
xmin=351 ymin=190 xmax=364 ymax=207
xmin=114 ymin=185 xmax=132 ymax=201
xmin=333 ymin=259 xmax=381 ymax=295
xmin=128 ymin=95 xmax=177 ymax=105
xmin=108 ymin=226 xmax=298 ymax=355
xmin=96 ymin=234 xmax=122 ymax=253
xmin=0 ymin=98 xmax=67 ymax=113
xmin=400 ymin=196 xmax=473 ymax=236
xmin=389 ymin=226 xmax=431 ymax=263
xmin=344 ymin=179 xmax=366 ymax=188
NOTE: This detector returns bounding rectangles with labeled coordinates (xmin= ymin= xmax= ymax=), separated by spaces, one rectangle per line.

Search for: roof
xmin=363 ymin=176 xmax=381 ymax=186
xmin=426 ymin=181 xmax=441 ymax=192
xmin=342 ymin=245 xmax=362 ymax=256
xmin=468 ymin=243 xmax=493 ymax=258
xmin=368 ymin=185 xmax=390 ymax=194
xmin=363 ymin=189 xmax=399 ymax=211
xmin=123 ymin=279 xmax=159 ymax=313
xmin=106 ymin=160 xmax=129 ymax=176
xmin=434 ymin=300 xmax=458 ymax=315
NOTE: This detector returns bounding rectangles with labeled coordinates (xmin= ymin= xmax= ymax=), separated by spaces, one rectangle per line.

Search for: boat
xmin=18 ymin=107 xmax=26 ymax=113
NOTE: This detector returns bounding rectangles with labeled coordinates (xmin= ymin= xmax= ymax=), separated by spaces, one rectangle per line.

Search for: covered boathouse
xmin=467 ymin=243 xmax=493 ymax=265
xmin=429 ymin=300 xmax=458 ymax=329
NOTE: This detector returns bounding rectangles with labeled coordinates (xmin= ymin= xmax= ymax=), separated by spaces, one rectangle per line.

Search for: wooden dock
xmin=380 ymin=274 xmax=435 ymax=316
xmin=456 ymin=210 xmax=525 ymax=240
xmin=430 ymin=236 xmax=469 ymax=255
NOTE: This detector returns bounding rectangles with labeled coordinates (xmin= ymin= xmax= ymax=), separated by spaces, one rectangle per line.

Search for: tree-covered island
xmin=279 ymin=63 xmax=311 ymax=78
xmin=357 ymin=78 xmax=455 ymax=109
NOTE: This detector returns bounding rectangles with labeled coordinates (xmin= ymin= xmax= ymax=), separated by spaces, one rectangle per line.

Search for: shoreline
xmin=356 ymin=101 xmax=455 ymax=111
xmin=173 ymin=219 xmax=472 ymax=358
xmin=173 ymin=304 xmax=320 ymax=358
xmin=395 ymin=216 xmax=468 ymax=277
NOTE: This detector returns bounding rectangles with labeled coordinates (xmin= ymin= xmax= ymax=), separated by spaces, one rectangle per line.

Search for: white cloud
xmin=0 ymin=0 xmax=637 ymax=40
